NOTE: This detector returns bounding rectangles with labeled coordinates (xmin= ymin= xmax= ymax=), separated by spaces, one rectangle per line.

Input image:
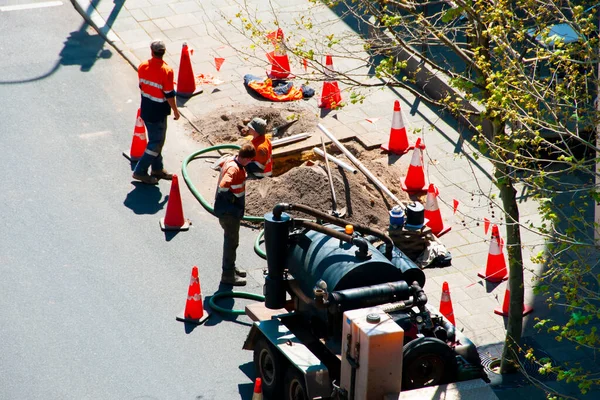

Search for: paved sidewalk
xmin=72 ymin=0 xmax=596 ymax=398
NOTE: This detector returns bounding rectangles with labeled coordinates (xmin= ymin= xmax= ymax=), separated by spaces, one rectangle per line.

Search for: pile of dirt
xmin=191 ymin=107 xmax=412 ymax=231
xmin=245 ymin=143 xmax=411 ymax=230
xmin=191 ymin=104 xmax=318 ymax=145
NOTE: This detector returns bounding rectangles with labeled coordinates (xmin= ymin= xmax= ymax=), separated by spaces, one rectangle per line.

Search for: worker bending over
xmin=214 ymin=143 xmax=256 ymax=286
xmin=245 ymin=117 xmax=272 ymax=178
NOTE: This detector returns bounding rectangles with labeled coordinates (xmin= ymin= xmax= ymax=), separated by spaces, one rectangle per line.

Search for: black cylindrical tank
xmin=287 ymin=225 xmax=406 ymax=298
xmin=379 ymin=244 xmax=426 ymax=288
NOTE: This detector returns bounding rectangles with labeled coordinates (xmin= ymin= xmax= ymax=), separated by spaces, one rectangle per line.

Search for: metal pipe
xmin=313 ymin=147 xmax=358 ymax=174
xmin=318 ymin=123 xmax=402 ymax=205
xmin=275 ymin=203 xmax=394 ymax=259
xmin=271 ymin=133 xmax=310 ymax=147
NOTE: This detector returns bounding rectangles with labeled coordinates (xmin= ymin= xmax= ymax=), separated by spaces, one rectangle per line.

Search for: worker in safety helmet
xmin=214 ymin=143 xmax=256 ymax=286
xmin=245 ymin=117 xmax=273 ymax=178
xmin=132 ymin=39 xmax=180 ymax=185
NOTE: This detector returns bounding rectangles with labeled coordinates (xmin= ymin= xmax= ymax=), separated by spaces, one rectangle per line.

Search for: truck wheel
xmin=284 ymin=367 xmax=308 ymax=400
xmin=254 ymin=337 xmax=285 ymax=398
xmin=402 ymin=337 xmax=457 ymax=390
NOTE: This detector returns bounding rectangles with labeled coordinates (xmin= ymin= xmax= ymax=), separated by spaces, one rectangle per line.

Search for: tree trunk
xmin=496 ymin=162 xmax=526 ymax=373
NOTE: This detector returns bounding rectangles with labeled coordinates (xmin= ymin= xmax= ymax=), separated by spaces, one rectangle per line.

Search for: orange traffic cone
xmin=251 ymin=377 xmax=263 ymax=400
xmin=424 ymin=183 xmax=451 ymax=237
xmin=176 ymin=43 xmax=203 ymax=98
xmin=478 ymin=224 xmax=508 ymax=282
xmin=176 ymin=266 xmax=210 ymax=324
xmin=401 ymin=138 xmax=428 ymax=193
xmin=123 ymin=108 xmax=147 ymax=161
xmin=439 ymin=281 xmax=456 ymax=326
xmin=160 ymin=174 xmax=191 ymax=231
xmin=319 ymin=55 xmax=342 ymax=109
xmin=381 ymin=100 xmax=414 ymax=155
xmin=266 ymin=28 xmax=292 ymax=79
xmin=494 ymin=284 xmax=533 ymax=316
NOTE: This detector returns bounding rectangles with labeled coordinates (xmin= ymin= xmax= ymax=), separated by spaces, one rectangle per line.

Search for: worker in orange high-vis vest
xmin=245 ymin=117 xmax=273 ymax=178
xmin=214 ymin=143 xmax=256 ymax=286
xmin=132 ymin=40 xmax=180 ymax=185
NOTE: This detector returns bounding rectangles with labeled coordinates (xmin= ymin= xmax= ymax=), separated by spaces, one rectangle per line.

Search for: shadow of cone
xmin=122 ymin=108 xmax=147 ymax=161
xmin=439 ymin=281 xmax=456 ymax=326
xmin=401 ymin=138 xmax=428 ymax=193
xmin=160 ymin=174 xmax=190 ymax=231
xmin=319 ymin=55 xmax=342 ymax=109
xmin=176 ymin=266 xmax=210 ymax=324
xmin=176 ymin=43 xmax=203 ymax=98
xmin=424 ymin=183 xmax=451 ymax=237
xmin=494 ymin=284 xmax=533 ymax=317
xmin=251 ymin=377 xmax=263 ymax=400
xmin=381 ymin=100 xmax=414 ymax=155
xmin=478 ymin=224 xmax=508 ymax=282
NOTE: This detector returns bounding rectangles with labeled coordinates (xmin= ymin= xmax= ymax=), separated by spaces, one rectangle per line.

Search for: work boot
xmin=132 ymin=173 xmax=158 ymax=185
xmin=151 ymin=169 xmax=173 ymax=180
xmin=235 ymin=267 xmax=247 ymax=278
xmin=221 ymin=270 xmax=247 ymax=286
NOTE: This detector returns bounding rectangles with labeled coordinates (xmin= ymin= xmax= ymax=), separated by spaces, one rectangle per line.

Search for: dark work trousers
xmin=133 ymin=118 xmax=167 ymax=175
xmin=219 ymin=215 xmax=241 ymax=273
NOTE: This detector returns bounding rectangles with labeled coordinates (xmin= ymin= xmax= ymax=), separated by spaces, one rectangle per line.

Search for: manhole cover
xmin=478 ymin=340 xmax=558 ymax=388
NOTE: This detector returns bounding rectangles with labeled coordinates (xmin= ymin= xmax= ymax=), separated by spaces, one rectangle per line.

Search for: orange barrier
xmin=440 ymin=281 xmax=456 ymax=326
xmin=424 ymin=183 xmax=451 ymax=237
xmin=177 ymin=43 xmax=202 ymax=98
xmin=401 ymin=137 xmax=428 ymax=193
xmin=160 ymin=174 xmax=190 ymax=231
xmin=381 ymin=100 xmax=414 ymax=155
xmin=319 ymin=55 xmax=342 ymax=109
xmin=494 ymin=284 xmax=533 ymax=317
xmin=123 ymin=108 xmax=147 ymax=161
xmin=251 ymin=377 xmax=263 ymax=400
xmin=478 ymin=224 xmax=508 ymax=282
xmin=176 ymin=266 xmax=210 ymax=324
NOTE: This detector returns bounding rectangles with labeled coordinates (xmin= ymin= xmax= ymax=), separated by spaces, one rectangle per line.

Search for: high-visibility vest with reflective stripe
xmin=251 ymin=135 xmax=273 ymax=177
xmin=138 ymin=57 xmax=175 ymax=122
xmin=218 ymin=159 xmax=247 ymax=197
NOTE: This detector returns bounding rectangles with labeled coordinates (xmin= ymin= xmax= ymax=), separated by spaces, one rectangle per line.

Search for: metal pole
xmin=271 ymin=133 xmax=310 ymax=147
xmin=313 ymin=147 xmax=358 ymax=174
xmin=321 ymin=134 xmax=338 ymax=212
xmin=318 ymin=124 xmax=402 ymax=205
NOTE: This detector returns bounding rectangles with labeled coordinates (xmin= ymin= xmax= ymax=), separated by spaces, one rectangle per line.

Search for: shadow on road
xmin=0 ymin=0 xmax=123 ymax=85
xmin=123 ymin=183 xmax=167 ymax=215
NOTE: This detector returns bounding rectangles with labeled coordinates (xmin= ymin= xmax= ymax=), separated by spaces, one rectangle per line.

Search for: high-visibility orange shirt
xmin=138 ymin=57 xmax=175 ymax=123
xmin=250 ymin=135 xmax=273 ymax=177
xmin=214 ymin=157 xmax=247 ymax=218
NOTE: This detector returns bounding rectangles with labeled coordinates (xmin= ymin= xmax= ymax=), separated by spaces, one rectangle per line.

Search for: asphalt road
xmin=0 ymin=2 xmax=265 ymax=399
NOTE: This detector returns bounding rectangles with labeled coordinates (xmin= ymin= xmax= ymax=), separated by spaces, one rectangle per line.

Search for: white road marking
xmin=0 ymin=1 xmax=63 ymax=12
xmin=78 ymin=131 xmax=112 ymax=139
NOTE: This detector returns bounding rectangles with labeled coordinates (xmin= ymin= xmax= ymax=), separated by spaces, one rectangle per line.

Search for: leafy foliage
xmin=222 ymin=0 xmax=600 ymax=396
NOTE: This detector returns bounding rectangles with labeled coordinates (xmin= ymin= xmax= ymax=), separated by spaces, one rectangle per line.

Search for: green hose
xmin=254 ymin=229 xmax=266 ymax=259
xmin=182 ymin=144 xmax=267 ymax=316
xmin=209 ymin=291 xmax=266 ymax=316
xmin=181 ymin=144 xmax=265 ymax=222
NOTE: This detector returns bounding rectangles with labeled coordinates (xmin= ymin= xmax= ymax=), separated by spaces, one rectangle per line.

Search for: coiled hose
xmin=181 ymin=144 xmax=266 ymax=315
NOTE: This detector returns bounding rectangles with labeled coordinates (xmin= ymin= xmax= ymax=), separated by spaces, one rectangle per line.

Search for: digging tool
xmin=320 ymin=135 xmax=346 ymax=218
xmin=272 ymin=119 xmax=299 ymax=137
